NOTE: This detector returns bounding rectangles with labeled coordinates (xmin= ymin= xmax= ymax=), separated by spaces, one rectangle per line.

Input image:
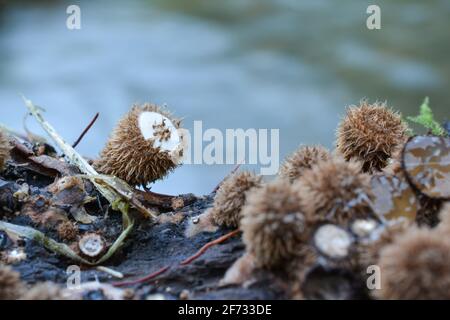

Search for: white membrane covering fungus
xmin=138 ymin=111 xmax=183 ymax=163
xmin=314 ymin=224 xmax=353 ymax=259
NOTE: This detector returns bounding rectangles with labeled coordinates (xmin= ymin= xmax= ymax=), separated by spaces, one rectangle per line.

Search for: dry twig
xmin=113 ymin=266 xmax=171 ymax=287
xmin=72 ymin=112 xmax=99 ymax=148
xmin=180 ymin=229 xmax=240 ymax=265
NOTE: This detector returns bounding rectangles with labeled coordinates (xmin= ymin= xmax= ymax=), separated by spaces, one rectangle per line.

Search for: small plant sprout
xmin=211 ymin=171 xmax=262 ymax=228
xmin=407 ymin=97 xmax=446 ymax=136
xmin=336 ymin=100 xmax=408 ymax=172
xmin=279 ymin=145 xmax=330 ymax=182
xmin=95 ymin=103 xmax=184 ymax=187
xmin=241 ymin=179 xmax=307 ymax=268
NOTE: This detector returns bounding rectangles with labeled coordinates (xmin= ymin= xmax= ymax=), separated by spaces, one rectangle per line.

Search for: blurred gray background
xmin=0 ymin=0 xmax=449 ymax=195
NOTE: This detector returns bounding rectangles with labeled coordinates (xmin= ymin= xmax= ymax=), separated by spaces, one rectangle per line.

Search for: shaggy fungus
xmin=241 ymin=179 xmax=307 ymax=268
xmin=294 ymin=157 xmax=373 ymax=226
xmin=0 ymin=265 xmax=23 ymax=300
xmin=336 ymin=101 xmax=408 ymax=172
xmin=20 ymin=282 xmax=67 ymax=300
xmin=438 ymin=203 xmax=450 ymax=230
xmin=375 ymin=227 xmax=450 ymax=299
xmin=94 ymin=103 xmax=184 ymax=187
xmin=279 ymin=145 xmax=330 ymax=182
xmin=57 ymin=221 xmax=78 ymax=241
xmin=211 ymin=171 xmax=262 ymax=228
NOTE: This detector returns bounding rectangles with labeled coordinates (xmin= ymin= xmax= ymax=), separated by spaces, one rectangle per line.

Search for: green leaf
xmin=407 ymin=97 xmax=446 ymax=136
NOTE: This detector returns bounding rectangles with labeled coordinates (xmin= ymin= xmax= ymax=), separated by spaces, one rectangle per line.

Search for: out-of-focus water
xmin=0 ymin=0 xmax=449 ymax=195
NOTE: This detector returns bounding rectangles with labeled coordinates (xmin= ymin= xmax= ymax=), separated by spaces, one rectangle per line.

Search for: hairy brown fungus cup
xmin=437 ymin=203 xmax=450 ymax=233
xmin=241 ymin=179 xmax=307 ymax=269
xmin=0 ymin=129 xmax=12 ymax=171
xmin=375 ymin=227 xmax=450 ymax=299
xmin=20 ymin=282 xmax=67 ymax=300
xmin=211 ymin=171 xmax=262 ymax=228
xmin=78 ymin=233 xmax=105 ymax=258
xmin=294 ymin=157 xmax=374 ymax=226
xmin=57 ymin=221 xmax=78 ymax=241
xmin=94 ymin=103 xmax=184 ymax=187
xmin=336 ymin=101 xmax=408 ymax=173
xmin=439 ymin=202 xmax=450 ymax=229
xmin=0 ymin=265 xmax=24 ymax=300
xmin=279 ymin=145 xmax=330 ymax=182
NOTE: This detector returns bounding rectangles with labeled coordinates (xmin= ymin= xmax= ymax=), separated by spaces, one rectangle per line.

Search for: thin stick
xmin=212 ymin=163 xmax=242 ymax=193
xmin=180 ymin=229 xmax=240 ymax=265
xmin=72 ymin=112 xmax=99 ymax=148
xmin=113 ymin=266 xmax=171 ymax=287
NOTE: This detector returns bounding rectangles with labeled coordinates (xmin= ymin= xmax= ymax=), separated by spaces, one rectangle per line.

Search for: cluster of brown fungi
xmin=1 ymin=100 xmax=449 ymax=299
xmin=208 ymin=100 xmax=450 ymax=299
